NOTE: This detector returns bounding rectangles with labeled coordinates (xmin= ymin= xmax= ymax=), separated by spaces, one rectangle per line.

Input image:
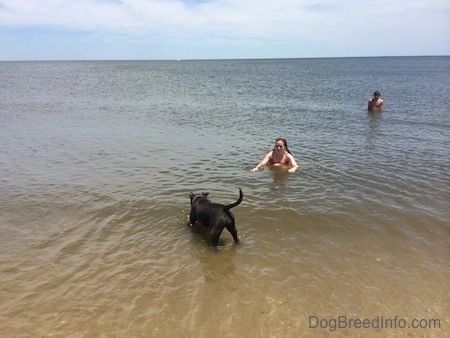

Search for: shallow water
xmin=1 ymin=57 xmax=449 ymax=336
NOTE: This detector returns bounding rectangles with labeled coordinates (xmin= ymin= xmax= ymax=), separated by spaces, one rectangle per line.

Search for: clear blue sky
xmin=1 ymin=0 xmax=449 ymax=61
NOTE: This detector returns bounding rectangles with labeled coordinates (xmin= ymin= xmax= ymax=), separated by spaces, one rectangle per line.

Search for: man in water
xmin=368 ymin=90 xmax=384 ymax=112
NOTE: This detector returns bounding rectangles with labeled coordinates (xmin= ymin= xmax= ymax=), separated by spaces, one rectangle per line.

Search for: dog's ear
xmin=203 ymin=192 xmax=209 ymax=198
xmin=189 ymin=192 xmax=195 ymax=200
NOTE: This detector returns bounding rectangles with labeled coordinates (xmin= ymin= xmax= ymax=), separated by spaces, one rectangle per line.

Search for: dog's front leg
xmin=189 ymin=211 xmax=197 ymax=227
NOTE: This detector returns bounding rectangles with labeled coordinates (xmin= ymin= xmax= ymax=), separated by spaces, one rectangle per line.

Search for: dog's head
xmin=189 ymin=192 xmax=209 ymax=205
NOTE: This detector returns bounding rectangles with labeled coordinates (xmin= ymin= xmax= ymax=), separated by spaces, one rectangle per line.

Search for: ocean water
xmin=0 ymin=57 xmax=449 ymax=337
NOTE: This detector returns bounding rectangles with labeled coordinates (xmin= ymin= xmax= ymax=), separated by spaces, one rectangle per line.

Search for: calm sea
xmin=1 ymin=57 xmax=449 ymax=337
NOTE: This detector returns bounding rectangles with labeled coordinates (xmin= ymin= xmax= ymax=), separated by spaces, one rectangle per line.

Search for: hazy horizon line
xmin=1 ymin=54 xmax=448 ymax=63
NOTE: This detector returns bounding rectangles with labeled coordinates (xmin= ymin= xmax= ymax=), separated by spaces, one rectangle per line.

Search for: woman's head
xmin=274 ymin=138 xmax=291 ymax=154
xmin=274 ymin=138 xmax=287 ymax=149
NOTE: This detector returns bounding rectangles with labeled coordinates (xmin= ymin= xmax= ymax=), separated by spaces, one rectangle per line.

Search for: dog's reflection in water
xmin=196 ymin=245 xmax=238 ymax=284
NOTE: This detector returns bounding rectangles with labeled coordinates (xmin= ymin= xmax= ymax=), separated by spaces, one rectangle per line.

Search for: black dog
xmin=189 ymin=188 xmax=243 ymax=247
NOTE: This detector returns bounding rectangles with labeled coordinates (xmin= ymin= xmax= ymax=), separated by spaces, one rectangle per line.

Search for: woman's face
xmin=274 ymin=141 xmax=285 ymax=151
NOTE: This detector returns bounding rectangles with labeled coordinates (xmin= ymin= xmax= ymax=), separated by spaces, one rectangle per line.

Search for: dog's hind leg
xmin=225 ymin=222 xmax=240 ymax=244
xmin=210 ymin=227 xmax=223 ymax=247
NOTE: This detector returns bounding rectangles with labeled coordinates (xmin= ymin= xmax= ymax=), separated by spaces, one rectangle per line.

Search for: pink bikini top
xmin=269 ymin=150 xmax=291 ymax=165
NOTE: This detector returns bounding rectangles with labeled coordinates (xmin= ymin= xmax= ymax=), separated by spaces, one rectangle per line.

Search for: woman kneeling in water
xmin=250 ymin=138 xmax=299 ymax=173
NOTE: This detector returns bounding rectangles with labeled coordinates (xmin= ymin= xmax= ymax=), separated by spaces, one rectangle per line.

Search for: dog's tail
xmin=224 ymin=188 xmax=243 ymax=211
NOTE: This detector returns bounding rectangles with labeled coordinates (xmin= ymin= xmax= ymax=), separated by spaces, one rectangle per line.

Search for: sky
xmin=0 ymin=0 xmax=449 ymax=61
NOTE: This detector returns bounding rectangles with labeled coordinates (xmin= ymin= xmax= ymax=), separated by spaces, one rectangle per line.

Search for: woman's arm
xmin=287 ymin=153 xmax=299 ymax=173
xmin=250 ymin=151 xmax=272 ymax=172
